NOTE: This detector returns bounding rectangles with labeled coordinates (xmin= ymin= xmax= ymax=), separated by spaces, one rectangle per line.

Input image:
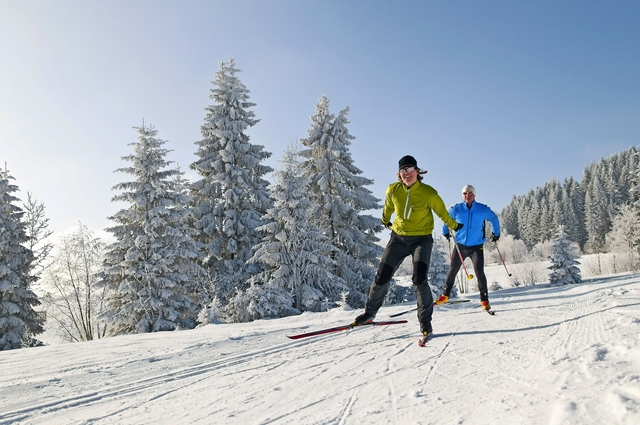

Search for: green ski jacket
xmin=382 ymin=180 xmax=458 ymax=236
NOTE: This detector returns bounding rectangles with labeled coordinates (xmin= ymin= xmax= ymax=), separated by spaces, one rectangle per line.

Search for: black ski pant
xmin=364 ymin=232 xmax=434 ymax=333
xmin=444 ymin=243 xmax=489 ymax=302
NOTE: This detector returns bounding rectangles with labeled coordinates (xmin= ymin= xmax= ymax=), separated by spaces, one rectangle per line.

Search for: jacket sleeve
xmin=486 ymin=206 xmax=501 ymax=236
xmin=432 ymin=194 xmax=458 ymax=231
xmin=381 ymin=184 xmax=395 ymax=224
xmin=442 ymin=205 xmax=454 ymax=235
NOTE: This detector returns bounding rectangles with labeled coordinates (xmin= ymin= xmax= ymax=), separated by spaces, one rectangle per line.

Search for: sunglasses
xmin=399 ymin=166 xmax=416 ymax=173
xmin=463 ymin=192 xmax=475 ymax=196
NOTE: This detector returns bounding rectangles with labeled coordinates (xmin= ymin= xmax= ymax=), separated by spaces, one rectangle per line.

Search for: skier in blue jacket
xmin=437 ymin=185 xmax=500 ymax=312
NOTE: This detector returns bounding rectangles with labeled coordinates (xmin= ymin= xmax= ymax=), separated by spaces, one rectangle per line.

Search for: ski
xmin=389 ymin=299 xmax=471 ymax=318
xmin=286 ymin=320 xmax=408 ymax=340
xmin=485 ymin=309 xmax=496 ymax=315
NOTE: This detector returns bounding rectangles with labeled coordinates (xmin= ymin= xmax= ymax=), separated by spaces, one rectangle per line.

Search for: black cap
xmin=398 ymin=155 xmax=418 ymax=169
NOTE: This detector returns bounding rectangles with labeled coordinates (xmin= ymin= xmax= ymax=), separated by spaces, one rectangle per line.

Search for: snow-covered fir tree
xmin=632 ymin=146 xmax=640 ymax=207
xmin=0 ymin=171 xmax=43 ymax=349
xmin=584 ymin=173 xmax=610 ymax=253
xmin=190 ymin=58 xmax=273 ymax=314
xmin=299 ymin=96 xmax=383 ymax=308
xmin=232 ymin=144 xmax=349 ymax=321
xmin=101 ymin=125 xmax=204 ymax=334
xmin=559 ymin=183 xmax=581 ymax=247
xmin=630 ymin=147 xmax=640 ymax=254
xmin=566 ymin=177 xmax=587 ymax=250
xmin=548 ymin=225 xmax=582 ymax=286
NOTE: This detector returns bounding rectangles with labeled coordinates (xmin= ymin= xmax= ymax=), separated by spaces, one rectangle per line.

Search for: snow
xmin=1 ymin=272 xmax=640 ymax=424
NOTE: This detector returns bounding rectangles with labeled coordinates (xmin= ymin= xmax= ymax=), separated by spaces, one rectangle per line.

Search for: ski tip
xmin=286 ymin=334 xmax=303 ymax=340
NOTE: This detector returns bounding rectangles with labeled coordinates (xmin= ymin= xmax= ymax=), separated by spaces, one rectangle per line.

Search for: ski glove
xmin=454 ymin=222 xmax=464 ymax=231
xmin=490 ymin=233 xmax=500 ymax=242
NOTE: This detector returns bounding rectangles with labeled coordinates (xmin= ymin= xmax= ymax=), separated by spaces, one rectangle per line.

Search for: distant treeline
xmin=501 ymin=146 xmax=639 ymax=252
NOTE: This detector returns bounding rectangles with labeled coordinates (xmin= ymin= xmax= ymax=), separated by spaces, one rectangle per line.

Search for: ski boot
xmin=351 ymin=312 xmax=375 ymax=326
xmin=481 ymin=301 xmax=495 ymax=315
xmin=418 ymin=331 xmax=432 ymax=347
xmin=434 ymin=295 xmax=449 ymax=305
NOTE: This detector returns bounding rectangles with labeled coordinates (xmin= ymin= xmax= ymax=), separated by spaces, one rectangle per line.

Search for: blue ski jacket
xmin=442 ymin=201 xmax=500 ymax=246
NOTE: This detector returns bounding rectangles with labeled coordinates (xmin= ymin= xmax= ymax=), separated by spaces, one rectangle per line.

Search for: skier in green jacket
xmin=352 ymin=155 xmax=462 ymax=342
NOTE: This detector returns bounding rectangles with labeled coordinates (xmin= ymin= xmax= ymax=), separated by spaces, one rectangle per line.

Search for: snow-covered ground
xmin=1 ymin=270 xmax=639 ymax=424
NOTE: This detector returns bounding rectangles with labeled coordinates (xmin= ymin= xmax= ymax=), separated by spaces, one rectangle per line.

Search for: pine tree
xmin=630 ymin=147 xmax=640 ymax=256
xmin=601 ymin=165 xmax=623 ymax=219
xmin=546 ymin=179 xmax=562 ymax=242
xmin=618 ymin=152 xmax=637 ymax=197
xmin=101 ymin=125 xmax=204 ymax=334
xmin=559 ymin=184 xmax=581 ymax=247
xmin=539 ymin=202 xmax=552 ymax=243
xmin=566 ymin=177 xmax=587 ymax=249
xmin=632 ymin=147 xmax=640 ymax=206
xmin=584 ymin=174 xmax=610 ymax=253
xmin=500 ymin=196 xmax=520 ymax=239
xmin=0 ymin=171 xmax=43 ymax=349
xmin=299 ymin=96 xmax=383 ymax=308
xmin=548 ymin=226 xmax=582 ymax=286
xmin=518 ymin=191 xmax=537 ymax=248
xmin=235 ymin=144 xmax=348 ymax=320
xmin=190 ymin=58 xmax=273 ymax=310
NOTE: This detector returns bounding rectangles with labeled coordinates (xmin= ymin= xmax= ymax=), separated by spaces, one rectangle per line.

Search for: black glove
xmin=454 ymin=223 xmax=464 ymax=231
xmin=490 ymin=233 xmax=500 ymax=242
xmin=443 ymin=233 xmax=451 ymax=241
xmin=384 ymin=222 xmax=392 ymax=230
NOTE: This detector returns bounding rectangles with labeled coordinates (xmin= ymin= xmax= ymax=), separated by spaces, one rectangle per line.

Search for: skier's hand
xmin=443 ymin=233 xmax=451 ymax=241
xmin=454 ymin=222 xmax=464 ymax=231
xmin=490 ymin=233 xmax=500 ymax=242
xmin=384 ymin=222 xmax=392 ymax=230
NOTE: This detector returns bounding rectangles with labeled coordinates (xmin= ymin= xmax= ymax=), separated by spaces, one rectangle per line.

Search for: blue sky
xmin=1 ymin=1 xmax=639 ymax=239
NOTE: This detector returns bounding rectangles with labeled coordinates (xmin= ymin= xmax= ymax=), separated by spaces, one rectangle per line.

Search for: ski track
xmin=1 ymin=275 xmax=639 ymax=424
xmin=3 ymin=329 xmax=375 ymax=425
xmin=482 ymin=278 xmax=640 ymax=424
xmin=336 ymin=389 xmax=357 ymax=425
xmin=0 ymin=340 xmax=298 ymax=424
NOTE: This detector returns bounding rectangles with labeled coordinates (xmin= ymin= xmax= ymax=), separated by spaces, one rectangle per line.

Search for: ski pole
xmin=450 ymin=228 xmax=474 ymax=280
xmin=495 ymin=242 xmax=512 ymax=277
xmin=388 ymin=298 xmax=472 ymax=317
xmin=389 ymin=307 xmax=417 ymax=318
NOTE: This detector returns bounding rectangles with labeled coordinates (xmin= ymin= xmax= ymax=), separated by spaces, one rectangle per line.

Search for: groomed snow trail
xmin=0 ymin=274 xmax=639 ymax=424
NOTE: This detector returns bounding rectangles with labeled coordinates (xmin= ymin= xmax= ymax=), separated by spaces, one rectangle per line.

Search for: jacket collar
xmin=404 ymin=180 xmax=421 ymax=190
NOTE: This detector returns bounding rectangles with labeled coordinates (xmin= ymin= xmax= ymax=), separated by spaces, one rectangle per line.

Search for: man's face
xmin=463 ymin=191 xmax=475 ymax=203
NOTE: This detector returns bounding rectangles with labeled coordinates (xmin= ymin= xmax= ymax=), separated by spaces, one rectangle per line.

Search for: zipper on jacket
xmin=404 ymin=188 xmax=411 ymax=219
